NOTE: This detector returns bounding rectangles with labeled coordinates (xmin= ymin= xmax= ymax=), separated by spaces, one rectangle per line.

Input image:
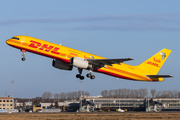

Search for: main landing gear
xmin=76 ymin=68 xmax=84 ymax=80
xmin=21 ymin=49 xmax=26 ymax=61
xmin=76 ymin=68 xmax=95 ymax=80
xmin=76 ymin=74 xmax=84 ymax=80
xmin=86 ymin=71 xmax=95 ymax=79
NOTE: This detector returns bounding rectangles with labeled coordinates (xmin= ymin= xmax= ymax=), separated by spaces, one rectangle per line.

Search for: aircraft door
xmin=21 ymin=37 xmax=25 ymax=43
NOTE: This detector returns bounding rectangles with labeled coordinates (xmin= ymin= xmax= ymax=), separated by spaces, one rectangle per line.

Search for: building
xmin=80 ymin=96 xmax=180 ymax=112
xmin=0 ymin=97 xmax=14 ymax=110
xmin=40 ymin=100 xmax=79 ymax=111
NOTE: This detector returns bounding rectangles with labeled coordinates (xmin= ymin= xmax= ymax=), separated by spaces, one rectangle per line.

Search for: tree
xmin=178 ymin=92 xmax=180 ymax=98
xmin=155 ymin=91 xmax=161 ymax=98
xmin=55 ymin=101 xmax=59 ymax=108
xmin=129 ymin=89 xmax=135 ymax=98
xmin=42 ymin=92 xmax=47 ymax=99
xmin=151 ymin=89 xmax=156 ymax=98
xmin=78 ymin=91 xmax=81 ymax=98
xmin=84 ymin=91 xmax=90 ymax=96
xmin=134 ymin=89 xmax=139 ymax=98
xmin=54 ymin=93 xmax=59 ymax=99
xmin=108 ymin=89 xmax=114 ymax=98
xmin=100 ymin=89 xmax=180 ymax=98
xmin=101 ymin=91 xmax=105 ymax=97
xmin=139 ymin=88 xmax=148 ymax=98
xmin=60 ymin=92 xmax=66 ymax=99
xmin=121 ymin=89 xmax=127 ymax=98
xmin=47 ymin=92 xmax=53 ymax=99
xmin=104 ymin=90 xmax=108 ymax=98
xmin=113 ymin=89 xmax=118 ymax=98
xmin=42 ymin=92 xmax=53 ymax=99
xmin=126 ymin=89 xmax=131 ymax=98
xmin=173 ymin=90 xmax=178 ymax=98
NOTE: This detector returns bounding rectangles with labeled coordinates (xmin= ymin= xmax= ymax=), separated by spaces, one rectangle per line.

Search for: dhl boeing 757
xmin=6 ymin=36 xmax=172 ymax=81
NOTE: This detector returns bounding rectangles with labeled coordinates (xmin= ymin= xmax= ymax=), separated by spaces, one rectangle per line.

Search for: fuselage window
xmin=11 ymin=37 xmax=20 ymax=40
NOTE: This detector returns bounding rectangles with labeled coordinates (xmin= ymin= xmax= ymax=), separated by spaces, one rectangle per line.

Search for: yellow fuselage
xmin=6 ymin=36 xmax=157 ymax=81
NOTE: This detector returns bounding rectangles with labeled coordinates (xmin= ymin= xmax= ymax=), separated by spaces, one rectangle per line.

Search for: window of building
xmin=7 ymin=100 xmax=9 ymax=102
xmin=10 ymin=100 xmax=13 ymax=102
xmin=0 ymin=104 xmax=1 ymax=106
xmin=7 ymin=104 xmax=9 ymax=106
xmin=3 ymin=100 xmax=5 ymax=102
xmin=3 ymin=108 xmax=5 ymax=109
xmin=0 ymin=100 xmax=2 ymax=102
xmin=10 ymin=104 xmax=13 ymax=106
xmin=3 ymin=104 xmax=5 ymax=106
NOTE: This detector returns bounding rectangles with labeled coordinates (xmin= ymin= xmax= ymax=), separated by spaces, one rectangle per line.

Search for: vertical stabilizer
xmin=137 ymin=48 xmax=171 ymax=74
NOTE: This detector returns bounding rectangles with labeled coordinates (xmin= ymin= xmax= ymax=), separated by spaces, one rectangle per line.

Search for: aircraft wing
xmin=86 ymin=58 xmax=133 ymax=68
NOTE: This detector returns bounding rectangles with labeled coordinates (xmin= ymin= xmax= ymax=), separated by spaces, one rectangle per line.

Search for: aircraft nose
xmin=6 ymin=39 xmax=10 ymax=44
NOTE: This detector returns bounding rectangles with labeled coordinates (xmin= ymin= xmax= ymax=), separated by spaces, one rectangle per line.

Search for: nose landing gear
xmin=22 ymin=57 xmax=26 ymax=61
xmin=21 ymin=49 xmax=26 ymax=61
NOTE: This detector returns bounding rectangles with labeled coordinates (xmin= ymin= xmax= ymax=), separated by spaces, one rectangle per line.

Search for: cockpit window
xmin=11 ymin=37 xmax=19 ymax=40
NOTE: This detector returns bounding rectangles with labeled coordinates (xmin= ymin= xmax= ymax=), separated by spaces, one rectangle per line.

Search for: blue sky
xmin=0 ymin=0 xmax=180 ymax=98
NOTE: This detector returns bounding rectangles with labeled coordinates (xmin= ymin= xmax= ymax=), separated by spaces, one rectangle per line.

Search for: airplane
xmin=6 ymin=35 xmax=173 ymax=81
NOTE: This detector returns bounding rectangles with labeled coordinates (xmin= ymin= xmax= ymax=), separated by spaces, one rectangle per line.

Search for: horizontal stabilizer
xmin=147 ymin=75 xmax=173 ymax=78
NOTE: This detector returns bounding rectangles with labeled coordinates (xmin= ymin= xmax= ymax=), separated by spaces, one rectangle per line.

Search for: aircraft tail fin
xmin=137 ymin=48 xmax=171 ymax=75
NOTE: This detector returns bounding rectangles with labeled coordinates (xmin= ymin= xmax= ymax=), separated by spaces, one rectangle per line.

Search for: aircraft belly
xmin=98 ymin=66 xmax=152 ymax=81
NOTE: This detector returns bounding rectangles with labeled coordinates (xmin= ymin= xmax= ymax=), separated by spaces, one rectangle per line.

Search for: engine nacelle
xmin=71 ymin=57 xmax=91 ymax=69
xmin=52 ymin=59 xmax=73 ymax=70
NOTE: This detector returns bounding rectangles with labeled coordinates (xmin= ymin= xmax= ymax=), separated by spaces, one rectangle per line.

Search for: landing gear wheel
xmin=22 ymin=57 xmax=26 ymax=61
xmin=90 ymin=75 xmax=95 ymax=79
xmin=76 ymin=74 xmax=81 ymax=78
xmin=80 ymin=76 xmax=84 ymax=80
xmin=86 ymin=73 xmax=91 ymax=78
xmin=76 ymin=74 xmax=84 ymax=80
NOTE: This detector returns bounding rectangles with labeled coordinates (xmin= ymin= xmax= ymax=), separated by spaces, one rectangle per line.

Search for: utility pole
xmin=148 ymin=82 xmax=149 ymax=112
xmin=80 ymin=80 xmax=83 ymax=112
xmin=11 ymin=81 xmax=14 ymax=110
xmin=5 ymin=91 xmax=7 ymax=97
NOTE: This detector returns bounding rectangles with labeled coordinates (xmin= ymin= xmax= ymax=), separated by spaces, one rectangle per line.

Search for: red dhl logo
xmin=70 ymin=53 xmax=78 ymax=57
xmin=28 ymin=40 xmax=61 ymax=55
xmin=146 ymin=61 xmax=160 ymax=67
xmin=153 ymin=57 xmax=161 ymax=63
xmin=84 ymin=55 xmax=91 ymax=59
xmin=28 ymin=40 xmax=79 ymax=58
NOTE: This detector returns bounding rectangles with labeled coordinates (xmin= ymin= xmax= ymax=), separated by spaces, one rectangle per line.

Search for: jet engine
xmin=71 ymin=57 xmax=92 ymax=69
xmin=52 ymin=59 xmax=73 ymax=70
